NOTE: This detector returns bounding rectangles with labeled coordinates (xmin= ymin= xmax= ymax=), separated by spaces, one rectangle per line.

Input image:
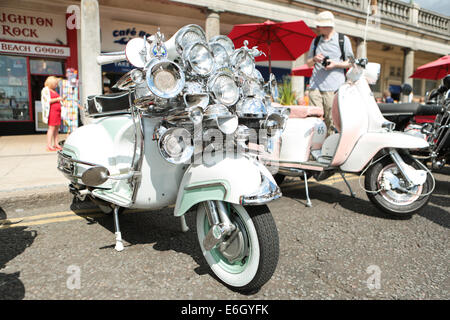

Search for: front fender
xmin=174 ymin=156 xmax=280 ymax=216
xmin=340 ymin=132 xmax=429 ymax=172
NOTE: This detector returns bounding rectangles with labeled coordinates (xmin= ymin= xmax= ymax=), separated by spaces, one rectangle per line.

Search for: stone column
xmin=402 ymin=48 xmax=414 ymax=85
xmin=291 ymin=53 xmax=307 ymax=101
xmin=205 ymin=10 xmax=221 ymax=40
xmin=80 ymin=0 xmax=102 ymax=124
xmin=355 ymin=37 xmax=367 ymax=59
xmin=410 ymin=3 xmax=420 ymax=26
xmin=402 ymin=47 xmax=414 ymax=102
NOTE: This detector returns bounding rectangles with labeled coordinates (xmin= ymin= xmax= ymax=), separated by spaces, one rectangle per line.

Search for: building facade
xmin=0 ymin=0 xmax=449 ymax=135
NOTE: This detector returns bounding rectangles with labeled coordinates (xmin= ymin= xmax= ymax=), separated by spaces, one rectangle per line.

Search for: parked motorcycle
xmin=377 ymin=83 xmax=443 ymax=139
xmin=420 ymin=75 xmax=450 ymax=170
xmin=378 ymin=76 xmax=449 ymax=170
xmin=57 ymin=25 xmax=285 ymax=292
xmin=266 ymin=58 xmax=435 ymax=216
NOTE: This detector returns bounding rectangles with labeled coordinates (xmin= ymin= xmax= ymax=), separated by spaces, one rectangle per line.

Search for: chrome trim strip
xmin=239 ymin=174 xmax=282 ymax=206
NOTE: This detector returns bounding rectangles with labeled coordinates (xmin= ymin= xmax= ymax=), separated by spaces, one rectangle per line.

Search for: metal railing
xmin=290 ymin=0 xmax=449 ymax=37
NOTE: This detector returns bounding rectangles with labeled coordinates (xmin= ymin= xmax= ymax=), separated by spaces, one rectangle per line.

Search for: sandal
xmin=46 ymin=146 xmax=57 ymax=152
xmin=54 ymin=145 xmax=62 ymax=151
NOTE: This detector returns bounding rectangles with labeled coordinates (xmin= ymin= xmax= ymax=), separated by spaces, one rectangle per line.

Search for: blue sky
xmin=399 ymin=0 xmax=450 ymax=16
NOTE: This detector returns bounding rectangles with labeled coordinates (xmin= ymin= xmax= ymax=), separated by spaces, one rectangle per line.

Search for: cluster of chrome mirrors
xmin=105 ymin=24 xmax=288 ymax=164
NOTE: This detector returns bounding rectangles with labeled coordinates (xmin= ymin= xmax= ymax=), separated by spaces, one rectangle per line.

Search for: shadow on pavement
xmin=69 ymin=198 xmax=215 ymax=283
xmin=0 ymin=207 xmax=37 ymax=300
xmin=281 ymin=176 xmax=450 ymax=227
xmin=280 ymin=182 xmax=410 ymax=221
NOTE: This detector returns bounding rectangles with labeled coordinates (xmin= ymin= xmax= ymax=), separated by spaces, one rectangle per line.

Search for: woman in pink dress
xmin=44 ymin=76 xmax=65 ymax=151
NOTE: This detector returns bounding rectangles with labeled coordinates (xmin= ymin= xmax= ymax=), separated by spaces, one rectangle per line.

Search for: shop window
xmin=30 ymin=59 xmax=63 ymax=75
xmin=0 ymin=55 xmax=30 ymax=121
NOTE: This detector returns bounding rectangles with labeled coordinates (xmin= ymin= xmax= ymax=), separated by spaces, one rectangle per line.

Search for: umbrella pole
xmin=268 ymin=46 xmax=272 ymax=75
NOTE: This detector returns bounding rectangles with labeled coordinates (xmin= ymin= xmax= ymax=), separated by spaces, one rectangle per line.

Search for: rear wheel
xmin=196 ymin=202 xmax=279 ymax=292
xmin=364 ymin=155 xmax=432 ymax=216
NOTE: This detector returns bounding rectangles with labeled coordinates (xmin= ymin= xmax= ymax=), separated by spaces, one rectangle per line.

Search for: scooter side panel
xmin=173 ymin=156 xmax=262 ymax=216
xmin=279 ymin=118 xmax=324 ymax=162
xmin=132 ymin=117 xmax=186 ymax=209
xmin=340 ymin=132 xmax=429 ymax=172
xmin=330 ymin=84 xmax=368 ymax=166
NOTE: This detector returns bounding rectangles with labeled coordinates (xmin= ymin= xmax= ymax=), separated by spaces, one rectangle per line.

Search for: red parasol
xmin=291 ymin=63 xmax=313 ymax=77
xmin=228 ymin=20 xmax=316 ymax=74
xmin=410 ymin=55 xmax=450 ymax=80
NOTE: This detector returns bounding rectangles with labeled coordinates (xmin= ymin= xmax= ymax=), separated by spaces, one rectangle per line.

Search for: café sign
xmin=0 ymin=41 xmax=70 ymax=57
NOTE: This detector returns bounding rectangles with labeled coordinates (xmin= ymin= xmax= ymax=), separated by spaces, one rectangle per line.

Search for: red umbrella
xmin=228 ymin=20 xmax=316 ymax=74
xmin=291 ymin=63 xmax=313 ymax=77
xmin=410 ymin=55 xmax=450 ymax=80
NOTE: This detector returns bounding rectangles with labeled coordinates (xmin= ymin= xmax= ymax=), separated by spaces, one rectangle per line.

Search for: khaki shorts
xmin=309 ymin=89 xmax=336 ymax=135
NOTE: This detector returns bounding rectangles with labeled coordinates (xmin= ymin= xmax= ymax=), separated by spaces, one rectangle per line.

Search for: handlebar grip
xmin=417 ymin=104 xmax=444 ymax=116
xmin=96 ymin=51 xmax=126 ymax=65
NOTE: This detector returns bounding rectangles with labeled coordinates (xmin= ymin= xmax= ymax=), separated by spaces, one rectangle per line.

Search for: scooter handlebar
xmin=96 ymin=51 xmax=127 ymax=65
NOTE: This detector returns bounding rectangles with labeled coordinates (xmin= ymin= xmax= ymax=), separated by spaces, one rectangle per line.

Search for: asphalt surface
xmin=0 ymin=168 xmax=449 ymax=300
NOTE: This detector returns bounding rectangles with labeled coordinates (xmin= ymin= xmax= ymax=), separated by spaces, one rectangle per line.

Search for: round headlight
xmin=183 ymin=42 xmax=214 ymax=76
xmin=208 ymin=72 xmax=239 ymax=106
xmin=158 ymin=127 xmax=193 ymax=164
xmin=231 ymin=48 xmax=255 ymax=77
xmin=236 ymin=97 xmax=268 ymax=118
xmin=263 ymin=112 xmax=285 ymax=135
xmin=130 ymin=69 xmax=145 ymax=84
xmin=210 ymin=42 xmax=230 ymax=69
xmin=188 ymin=106 xmax=203 ymax=125
xmin=242 ymin=78 xmax=265 ymax=99
xmin=209 ymin=35 xmax=235 ymax=57
xmin=175 ymin=24 xmax=206 ymax=54
xmin=145 ymin=59 xmax=185 ymax=99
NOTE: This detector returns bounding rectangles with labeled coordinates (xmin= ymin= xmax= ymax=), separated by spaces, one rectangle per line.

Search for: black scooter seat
xmin=87 ymin=91 xmax=133 ymax=115
xmin=378 ymin=102 xmax=442 ymax=116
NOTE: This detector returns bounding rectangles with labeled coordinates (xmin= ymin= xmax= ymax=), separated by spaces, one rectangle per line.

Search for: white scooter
xmin=57 ymin=25 xmax=282 ymax=292
xmin=266 ymin=58 xmax=435 ymax=216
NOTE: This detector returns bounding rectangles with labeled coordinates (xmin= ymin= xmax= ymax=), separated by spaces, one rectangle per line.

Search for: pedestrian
xmin=382 ymin=90 xmax=394 ymax=103
xmin=41 ymin=76 xmax=65 ymax=152
xmin=306 ymin=10 xmax=354 ymax=135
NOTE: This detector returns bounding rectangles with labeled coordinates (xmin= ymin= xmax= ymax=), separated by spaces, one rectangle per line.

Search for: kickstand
xmin=340 ymin=172 xmax=356 ymax=198
xmin=303 ymin=171 xmax=312 ymax=207
xmin=113 ymin=205 xmax=124 ymax=252
xmin=180 ymin=215 xmax=189 ymax=232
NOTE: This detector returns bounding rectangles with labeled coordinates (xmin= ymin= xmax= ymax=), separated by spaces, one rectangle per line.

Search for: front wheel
xmin=364 ymin=154 xmax=432 ymax=216
xmin=196 ymin=202 xmax=279 ymax=292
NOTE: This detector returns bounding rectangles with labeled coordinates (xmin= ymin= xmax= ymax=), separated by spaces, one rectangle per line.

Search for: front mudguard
xmin=340 ymin=132 xmax=429 ymax=172
xmin=174 ymin=156 xmax=281 ymax=217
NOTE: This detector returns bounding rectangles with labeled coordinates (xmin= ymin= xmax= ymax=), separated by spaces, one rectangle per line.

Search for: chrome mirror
xmin=125 ymin=38 xmax=150 ymax=68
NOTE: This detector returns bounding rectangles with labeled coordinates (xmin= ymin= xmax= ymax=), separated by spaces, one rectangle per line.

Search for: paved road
xmin=0 ymin=168 xmax=449 ymax=300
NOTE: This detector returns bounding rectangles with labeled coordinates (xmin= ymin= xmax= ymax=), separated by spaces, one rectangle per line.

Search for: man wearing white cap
xmin=306 ymin=10 xmax=354 ymax=135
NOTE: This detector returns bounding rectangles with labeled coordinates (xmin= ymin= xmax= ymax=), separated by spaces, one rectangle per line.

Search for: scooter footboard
xmin=340 ymin=132 xmax=429 ymax=172
xmin=174 ymin=156 xmax=281 ymax=217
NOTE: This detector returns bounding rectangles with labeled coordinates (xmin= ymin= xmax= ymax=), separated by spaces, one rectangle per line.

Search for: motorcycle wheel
xmin=364 ymin=155 xmax=432 ymax=216
xmin=196 ymin=202 xmax=279 ymax=292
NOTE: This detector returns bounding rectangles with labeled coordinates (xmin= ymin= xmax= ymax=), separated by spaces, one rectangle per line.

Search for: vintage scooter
xmin=266 ymin=58 xmax=435 ymax=216
xmin=57 ymin=25 xmax=283 ymax=292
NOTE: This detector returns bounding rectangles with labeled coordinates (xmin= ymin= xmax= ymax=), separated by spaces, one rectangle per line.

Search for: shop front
xmin=0 ymin=7 xmax=77 ymax=135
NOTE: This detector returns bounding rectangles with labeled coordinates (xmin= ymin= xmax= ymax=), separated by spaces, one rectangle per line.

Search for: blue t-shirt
xmin=307 ymin=32 xmax=354 ymax=92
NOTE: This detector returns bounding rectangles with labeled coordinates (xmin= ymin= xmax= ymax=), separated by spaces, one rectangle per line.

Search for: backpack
xmin=313 ymin=33 xmax=346 ymax=61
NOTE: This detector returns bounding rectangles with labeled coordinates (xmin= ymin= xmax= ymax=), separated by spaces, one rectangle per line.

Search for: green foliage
xmin=278 ymin=76 xmax=297 ymax=105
